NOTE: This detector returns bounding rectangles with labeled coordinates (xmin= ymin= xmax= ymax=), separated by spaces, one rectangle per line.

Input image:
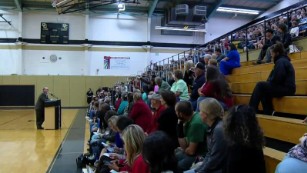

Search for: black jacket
xmin=267 ymin=55 xmax=296 ymax=94
xmin=280 ymin=33 xmax=292 ymax=50
xmin=35 ymin=93 xmax=49 ymax=110
xmin=190 ymin=73 xmax=206 ymax=101
xmin=158 ymin=107 xmax=179 ymax=149
xmin=223 ymin=145 xmax=266 ymax=173
xmin=184 ymin=70 xmax=194 ymax=88
xmin=263 ymin=35 xmax=280 ymax=50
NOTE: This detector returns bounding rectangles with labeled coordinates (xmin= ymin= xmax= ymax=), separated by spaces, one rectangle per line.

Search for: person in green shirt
xmin=117 ymin=93 xmax=128 ymax=115
xmin=141 ymin=85 xmax=150 ymax=106
xmin=175 ymin=101 xmax=207 ymax=171
xmin=155 ymin=76 xmax=171 ymax=93
xmin=171 ymin=70 xmax=190 ymax=101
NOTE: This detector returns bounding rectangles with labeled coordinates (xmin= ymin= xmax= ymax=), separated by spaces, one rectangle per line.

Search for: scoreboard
xmin=40 ymin=22 xmax=69 ymax=44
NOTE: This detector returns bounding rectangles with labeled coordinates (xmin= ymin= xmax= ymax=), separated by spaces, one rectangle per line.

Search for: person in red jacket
xmin=129 ymin=91 xmax=153 ymax=133
xmin=197 ymin=66 xmax=233 ymax=111
xmin=148 ymin=93 xmax=165 ymax=133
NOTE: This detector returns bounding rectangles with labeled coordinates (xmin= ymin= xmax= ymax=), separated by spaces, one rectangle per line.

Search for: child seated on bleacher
xmin=90 ymin=113 xmax=117 ymax=145
xmin=94 ymin=116 xmax=134 ymax=173
xmin=86 ymin=97 xmax=98 ymax=120
xmin=88 ymin=114 xmax=118 ymax=162
xmin=96 ymin=125 xmax=149 ymax=173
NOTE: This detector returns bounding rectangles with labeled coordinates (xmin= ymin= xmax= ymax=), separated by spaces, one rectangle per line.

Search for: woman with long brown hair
xmin=223 ymin=105 xmax=266 ymax=173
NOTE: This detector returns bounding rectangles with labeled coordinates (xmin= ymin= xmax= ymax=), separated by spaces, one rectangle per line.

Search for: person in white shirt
xmin=290 ymin=20 xmax=300 ymax=38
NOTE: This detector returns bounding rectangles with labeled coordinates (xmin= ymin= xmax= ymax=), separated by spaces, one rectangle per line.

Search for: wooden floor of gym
xmin=0 ymin=109 xmax=78 ymax=173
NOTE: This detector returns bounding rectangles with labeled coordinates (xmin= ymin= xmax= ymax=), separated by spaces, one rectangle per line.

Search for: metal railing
xmin=144 ymin=1 xmax=307 ymax=81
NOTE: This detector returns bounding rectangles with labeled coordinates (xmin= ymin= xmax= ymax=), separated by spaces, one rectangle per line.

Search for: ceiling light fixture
xmin=118 ymin=2 xmax=125 ymax=12
xmin=155 ymin=26 xmax=206 ymax=33
xmin=217 ymin=7 xmax=260 ymax=15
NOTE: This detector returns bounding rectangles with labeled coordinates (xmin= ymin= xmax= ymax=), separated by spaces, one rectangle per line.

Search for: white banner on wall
xmin=104 ymin=56 xmax=130 ymax=70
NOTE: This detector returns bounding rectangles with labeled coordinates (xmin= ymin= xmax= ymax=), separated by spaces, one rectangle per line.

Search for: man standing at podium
xmin=35 ymin=87 xmax=50 ymax=130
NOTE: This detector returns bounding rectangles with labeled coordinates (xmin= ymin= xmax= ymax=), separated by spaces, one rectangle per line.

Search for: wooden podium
xmin=44 ymin=100 xmax=61 ymax=130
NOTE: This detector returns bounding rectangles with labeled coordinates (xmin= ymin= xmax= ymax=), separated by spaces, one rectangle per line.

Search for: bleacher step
xmin=257 ymin=114 xmax=306 ymax=144
xmin=233 ymin=57 xmax=307 ymax=74
xmin=263 ymin=147 xmax=285 ymax=173
xmin=226 ymin=67 xmax=307 ymax=83
xmin=230 ymin=80 xmax=307 ymax=95
xmin=234 ymin=94 xmax=307 ymax=115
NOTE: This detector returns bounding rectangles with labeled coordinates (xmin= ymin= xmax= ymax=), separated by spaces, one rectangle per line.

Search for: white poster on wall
xmin=104 ymin=56 xmax=130 ymax=70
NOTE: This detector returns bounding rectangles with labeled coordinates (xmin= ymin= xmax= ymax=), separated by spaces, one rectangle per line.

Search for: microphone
xmin=49 ymin=93 xmax=59 ymax=99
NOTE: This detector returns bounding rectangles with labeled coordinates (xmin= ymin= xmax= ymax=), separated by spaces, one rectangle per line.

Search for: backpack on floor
xmin=76 ymin=154 xmax=87 ymax=168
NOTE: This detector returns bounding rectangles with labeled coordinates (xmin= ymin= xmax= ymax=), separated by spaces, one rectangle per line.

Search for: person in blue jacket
xmin=275 ymin=133 xmax=307 ymax=173
xmin=219 ymin=43 xmax=241 ymax=75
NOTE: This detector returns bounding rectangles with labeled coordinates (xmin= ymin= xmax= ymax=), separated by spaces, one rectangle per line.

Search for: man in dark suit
xmin=35 ymin=87 xmax=50 ymax=129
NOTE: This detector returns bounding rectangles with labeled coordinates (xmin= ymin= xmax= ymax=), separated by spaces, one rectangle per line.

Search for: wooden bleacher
xmin=257 ymin=115 xmax=306 ymax=144
xmin=233 ymin=56 xmax=307 ymax=74
xmin=230 ymin=80 xmax=307 ymax=95
xmin=227 ymin=67 xmax=307 ymax=82
xmin=263 ymin=148 xmax=285 ymax=173
xmin=233 ymin=94 xmax=307 ymax=116
xmin=226 ymin=47 xmax=307 ymax=173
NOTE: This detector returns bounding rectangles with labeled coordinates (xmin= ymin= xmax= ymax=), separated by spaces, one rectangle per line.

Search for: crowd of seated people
xmin=185 ymin=6 xmax=307 ymax=66
xmin=81 ymin=39 xmax=307 ymax=172
xmin=84 ymin=90 xmax=272 ymax=173
xmin=78 ymin=6 xmax=307 ymax=173
xmin=221 ymin=6 xmax=307 ymax=58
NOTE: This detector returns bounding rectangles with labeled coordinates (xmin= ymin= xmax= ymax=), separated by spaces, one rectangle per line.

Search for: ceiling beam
xmin=14 ymin=0 xmax=22 ymax=11
xmin=22 ymin=2 xmax=53 ymax=9
xmin=148 ymin=0 xmax=159 ymax=17
xmin=207 ymin=0 xmax=225 ymax=18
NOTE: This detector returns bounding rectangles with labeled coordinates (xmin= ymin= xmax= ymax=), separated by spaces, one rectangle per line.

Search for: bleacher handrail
xmin=145 ymin=1 xmax=307 ymax=78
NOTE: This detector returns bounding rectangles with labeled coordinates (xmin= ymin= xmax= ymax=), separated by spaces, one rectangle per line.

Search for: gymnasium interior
xmin=0 ymin=0 xmax=307 ymax=173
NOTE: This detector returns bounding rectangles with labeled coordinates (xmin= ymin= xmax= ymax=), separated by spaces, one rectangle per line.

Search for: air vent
xmin=193 ymin=5 xmax=206 ymax=17
xmin=175 ymin=4 xmax=189 ymax=16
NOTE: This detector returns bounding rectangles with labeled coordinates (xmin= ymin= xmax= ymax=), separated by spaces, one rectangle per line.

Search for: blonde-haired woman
xmin=109 ymin=124 xmax=150 ymax=173
xmin=185 ymin=98 xmax=227 ymax=173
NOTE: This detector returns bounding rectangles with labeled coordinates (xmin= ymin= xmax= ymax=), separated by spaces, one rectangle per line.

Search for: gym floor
xmin=0 ymin=109 xmax=86 ymax=173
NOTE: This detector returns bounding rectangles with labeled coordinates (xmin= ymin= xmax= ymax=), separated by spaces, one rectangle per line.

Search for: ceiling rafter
xmin=148 ymin=0 xmax=159 ymax=17
xmin=14 ymin=0 xmax=22 ymax=11
xmin=207 ymin=0 xmax=225 ymax=18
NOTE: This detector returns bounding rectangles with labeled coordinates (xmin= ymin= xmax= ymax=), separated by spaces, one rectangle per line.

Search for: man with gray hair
xmin=35 ymin=87 xmax=50 ymax=129
xmin=155 ymin=76 xmax=170 ymax=93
